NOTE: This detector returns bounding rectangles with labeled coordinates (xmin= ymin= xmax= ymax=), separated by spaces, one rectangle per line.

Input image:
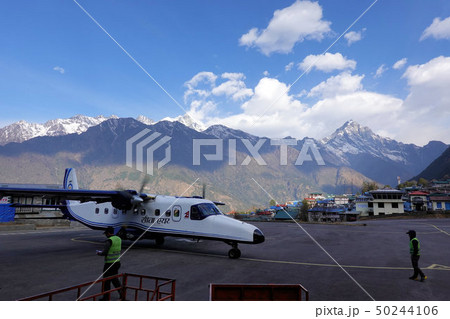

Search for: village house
xmin=408 ymin=191 xmax=429 ymax=211
xmin=428 ymin=194 xmax=450 ymax=211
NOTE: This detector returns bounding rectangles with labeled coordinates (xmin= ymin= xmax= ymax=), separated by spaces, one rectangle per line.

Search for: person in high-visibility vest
xmin=97 ymin=227 xmax=123 ymax=300
xmin=406 ymin=230 xmax=427 ymax=282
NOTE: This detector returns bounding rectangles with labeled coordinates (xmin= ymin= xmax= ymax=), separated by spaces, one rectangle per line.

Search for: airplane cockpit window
xmin=190 ymin=205 xmax=201 ymax=220
xmin=190 ymin=203 xmax=223 ymax=220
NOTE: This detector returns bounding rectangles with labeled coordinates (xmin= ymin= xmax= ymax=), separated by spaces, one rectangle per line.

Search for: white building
xmin=369 ymin=189 xmax=404 ymax=216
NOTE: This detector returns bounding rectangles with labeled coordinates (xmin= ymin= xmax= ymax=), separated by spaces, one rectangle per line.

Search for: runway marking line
xmin=427 ymin=224 xmax=450 ymax=236
xmin=71 ymin=236 xmax=450 ymax=271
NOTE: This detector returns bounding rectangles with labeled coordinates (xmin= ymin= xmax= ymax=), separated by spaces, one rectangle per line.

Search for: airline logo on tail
xmin=63 ymin=168 xmax=79 ymax=190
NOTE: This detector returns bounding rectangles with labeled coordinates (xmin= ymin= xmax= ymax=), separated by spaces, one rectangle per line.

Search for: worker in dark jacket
xmin=407 ymin=230 xmax=427 ymax=282
xmin=97 ymin=227 xmax=123 ymax=300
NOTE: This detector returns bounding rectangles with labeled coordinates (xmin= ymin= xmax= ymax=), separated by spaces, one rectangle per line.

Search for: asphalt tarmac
xmin=1 ymin=218 xmax=449 ymax=301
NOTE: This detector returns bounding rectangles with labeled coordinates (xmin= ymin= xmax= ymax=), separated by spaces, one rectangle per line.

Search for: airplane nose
xmin=253 ymin=229 xmax=265 ymax=244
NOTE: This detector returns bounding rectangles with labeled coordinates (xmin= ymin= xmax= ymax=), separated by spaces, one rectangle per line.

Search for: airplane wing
xmin=0 ymin=188 xmax=147 ymax=210
xmin=0 ymin=188 xmax=118 ymax=202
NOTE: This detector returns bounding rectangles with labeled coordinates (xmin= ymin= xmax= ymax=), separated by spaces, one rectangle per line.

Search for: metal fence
xmin=19 ymin=273 xmax=176 ymax=301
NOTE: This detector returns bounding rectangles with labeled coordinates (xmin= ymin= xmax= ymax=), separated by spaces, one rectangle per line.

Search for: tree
xmin=299 ymin=199 xmax=309 ymax=221
xmin=361 ymin=181 xmax=378 ymax=194
xmin=418 ymin=178 xmax=429 ymax=187
xmin=397 ymin=180 xmax=417 ymax=189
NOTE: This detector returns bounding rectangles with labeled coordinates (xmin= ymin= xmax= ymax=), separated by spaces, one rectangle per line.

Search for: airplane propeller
xmin=200 ymin=182 xmax=225 ymax=206
xmin=112 ymin=174 xmax=152 ymax=210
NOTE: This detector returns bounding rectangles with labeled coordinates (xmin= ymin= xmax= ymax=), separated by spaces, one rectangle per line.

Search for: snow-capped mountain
xmin=0 ymin=114 xmax=447 ymax=186
xmin=0 ymin=117 xmax=447 ymax=206
xmin=136 ymin=115 xmax=155 ymax=126
xmin=0 ymin=113 xmax=203 ymax=146
xmin=160 ymin=113 xmax=206 ymax=132
xmin=0 ymin=114 xmax=157 ymax=146
xmin=319 ymin=120 xmax=448 ymax=185
xmin=203 ymin=124 xmax=260 ymax=142
xmin=0 ymin=115 xmax=118 ymax=145
xmin=320 ymin=120 xmax=409 ymax=165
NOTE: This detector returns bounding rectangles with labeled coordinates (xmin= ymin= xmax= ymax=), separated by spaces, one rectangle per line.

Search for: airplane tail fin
xmin=63 ymin=168 xmax=79 ymax=190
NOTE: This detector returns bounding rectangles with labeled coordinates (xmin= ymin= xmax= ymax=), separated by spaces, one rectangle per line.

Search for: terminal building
xmin=369 ymin=189 xmax=405 ymax=216
xmin=356 ymin=189 xmax=405 ymax=217
xmin=0 ymin=183 xmax=66 ymax=225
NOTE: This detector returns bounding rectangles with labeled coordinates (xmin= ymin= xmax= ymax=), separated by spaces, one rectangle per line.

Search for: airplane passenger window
xmin=155 ymin=209 xmax=160 ymax=216
xmin=133 ymin=208 xmax=139 ymax=215
xmin=173 ymin=208 xmax=180 ymax=217
xmin=113 ymin=209 xmax=118 ymax=215
xmin=165 ymin=210 xmax=171 ymax=217
xmin=104 ymin=208 xmax=109 ymax=214
xmin=95 ymin=208 xmax=100 ymax=214
xmin=141 ymin=209 xmax=146 ymax=215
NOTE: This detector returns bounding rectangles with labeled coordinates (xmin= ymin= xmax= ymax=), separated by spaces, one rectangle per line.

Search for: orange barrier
xmin=19 ymin=273 xmax=176 ymax=301
xmin=210 ymin=283 xmax=309 ymax=301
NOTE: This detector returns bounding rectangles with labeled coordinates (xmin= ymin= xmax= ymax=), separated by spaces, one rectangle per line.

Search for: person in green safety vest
xmin=97 ymin=226 xmax=124 ymax=300
xmin=406 ymin=230 xmax=427 ymax=282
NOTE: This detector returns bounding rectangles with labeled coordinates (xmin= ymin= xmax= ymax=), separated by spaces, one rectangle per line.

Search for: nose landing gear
xmin=227 ymin=242 xmax=241 ymax=259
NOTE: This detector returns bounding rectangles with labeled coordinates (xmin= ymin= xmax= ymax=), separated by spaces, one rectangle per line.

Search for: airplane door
xmin=172 ymin=205 xmax=182 ymax=222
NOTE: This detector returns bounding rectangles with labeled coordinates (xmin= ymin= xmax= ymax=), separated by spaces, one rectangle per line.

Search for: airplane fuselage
xmin=63 ymin=195 xmax=264 ymax=247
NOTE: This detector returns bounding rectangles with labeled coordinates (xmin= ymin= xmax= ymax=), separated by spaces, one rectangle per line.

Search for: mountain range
xmin=0 ymin=116 xmax=447 ymax=210
xmin=413 ymin=145 xmax=450 ymax=181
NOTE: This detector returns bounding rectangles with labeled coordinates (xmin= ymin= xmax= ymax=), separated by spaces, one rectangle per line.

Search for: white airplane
xmin=0 ymin=168 xmax=264 ymax=258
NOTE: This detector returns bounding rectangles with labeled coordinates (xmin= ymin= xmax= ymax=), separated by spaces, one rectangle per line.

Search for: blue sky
xmin=1 ymin=0 xmax=449 ymax=145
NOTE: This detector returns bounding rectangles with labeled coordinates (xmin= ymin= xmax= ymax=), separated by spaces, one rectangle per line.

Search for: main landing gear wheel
xmin=227 ymin=242 xmax=241 ymax=259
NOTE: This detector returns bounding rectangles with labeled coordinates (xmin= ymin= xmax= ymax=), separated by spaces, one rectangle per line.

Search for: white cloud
xmin=206 ymin=76 xmax=403 ymax=141
xmin=393 ymin=58 xmax=407 ymax=70
xmin=298 ymin=52 xmax=356 ymax=73
xmin=402 ymin=56 xmax=450 ymax=113
xmin=305 ymin=91 xmax=403 ymax=136
xmin=183 ymin=56 xmax=450 ymax=146
xmin=53 ymin=66 xmax=65 ymax=74
xmin=183 ymin=71 xmax=217 ymax=103
xmin=374 ymin=64 xmax=388 ymax=78
xmin=344 ymin=28 xmax=365 ymax=46
xmin=402 ymin=56 xmax=450 ymax=87
xmin=394 ymin=56 xmax=450 ymax=144
xmin=239 ymin=0 xmax=331 ymax=56
xmin=211 ymin=73 xmax=253 ymax=101
xmin=241 ymin=77 xmax=304 ymax=115
xmin=285 ymin=62 xmax=294 ymax=72
xmin=307 ymin=72 xmax=364 ymax=98
xmin=420 ymin=16 xmax=450 ymax=41
xmin=206 ymin=77 xmax=309 ymax=138
xmin=183 ymin=72 xmax=253 ymax=122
